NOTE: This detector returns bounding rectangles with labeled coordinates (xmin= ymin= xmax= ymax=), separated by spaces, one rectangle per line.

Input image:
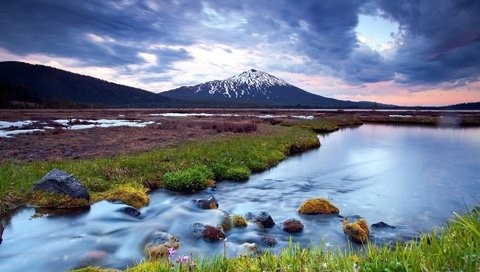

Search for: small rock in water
xmin=371 ymin=221 xmax=395 ymax=228
xmin=192 ymin=223 xmax=226 ymax=242
xmin=343 ymin=216 xmax=370 ymax=243
xmin=120 ymin=206 xmax=141 ymax=217
xmin=144 ymin=231 xmax=180 ymax=260
xmin=259 ymin=234 xmax=277 ymax=247
xmin=245 ymin=211 xmax=275 ymax=228
xmin=282 ymin=218 xmax=304 ymax=233
xmin=241 ymin=242 xmax=259 ymax=255
xmin=33 ymin=169 xmax=90 ymax=200
xmin=230 ymin=214 xmax=248 ymax=228
xmin=195 ymin=195 xmax=218 ymax=209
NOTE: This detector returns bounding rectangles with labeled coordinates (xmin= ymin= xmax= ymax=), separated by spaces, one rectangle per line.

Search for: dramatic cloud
xmin=0 ymin=0 xmax=479 ymax=105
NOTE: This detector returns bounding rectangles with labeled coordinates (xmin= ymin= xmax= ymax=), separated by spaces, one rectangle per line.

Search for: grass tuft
xmin=92 ymin=184 xmax=149 ymax=209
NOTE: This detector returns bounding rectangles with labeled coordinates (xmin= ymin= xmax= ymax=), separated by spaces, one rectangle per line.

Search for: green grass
xmin=0 ymin=125 xmax=319 ymax=214
xmin=75 ymin=211 xmax=480 ymax=272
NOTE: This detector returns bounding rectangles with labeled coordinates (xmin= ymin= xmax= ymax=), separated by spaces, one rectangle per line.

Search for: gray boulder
xmin=33 ymin=169 xmax=90 ymax=200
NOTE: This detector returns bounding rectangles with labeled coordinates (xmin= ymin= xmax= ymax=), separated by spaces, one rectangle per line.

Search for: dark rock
xmin=371 ymin=221 xmax=396 ymax=228
xmin=282 ymin=218 xmax=304 ymax=233
xmin=192 ymin=223 xmax=226 ymax=242
xmin=245 ymin=211 xmax=275 ymax=228
xmin=195 ymin=195 xmax=218 ymax=209
xmin=33 ymin=169 xmax=90 ymax=200
xmin=121 ymin=206 xmax=141 ymax=217
xmin=259 ymin=234 xmax=277 ymax=247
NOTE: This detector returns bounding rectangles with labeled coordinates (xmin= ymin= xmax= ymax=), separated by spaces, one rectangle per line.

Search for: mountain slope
xmin=0 ymin=61 xmax=170 ymax=108
xmin=162 ymin=69 xmax=372 ymax=108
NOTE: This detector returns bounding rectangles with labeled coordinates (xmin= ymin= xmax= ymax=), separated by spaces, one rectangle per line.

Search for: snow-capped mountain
xmin=162 ymin=69 xmax=366 ymax=107
xmin=193 ymin=69 xmax=290 ymax=99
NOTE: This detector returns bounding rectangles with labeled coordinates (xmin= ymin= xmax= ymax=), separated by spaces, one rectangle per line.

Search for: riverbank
xmin=75 ymin=211 xmax=480 ymax=272
xmin=0 ymin=123 xmax=321 ymax=216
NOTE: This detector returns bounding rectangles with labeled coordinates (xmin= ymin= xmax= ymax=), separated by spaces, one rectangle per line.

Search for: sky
xmin=1 ymin=0 xmax=479 ymax=106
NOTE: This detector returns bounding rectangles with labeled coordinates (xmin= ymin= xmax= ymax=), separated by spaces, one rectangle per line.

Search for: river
xmin=1 ymin=124 xmax=479 ymax=271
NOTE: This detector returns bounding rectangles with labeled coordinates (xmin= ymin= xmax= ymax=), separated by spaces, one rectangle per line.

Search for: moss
xmin=30 ymin=191 xmax=90 ymax=209
xmin=92 ymin=184 xmax=149 ymax=209
xmin=343 ymin=218 xmax=370 ymax=243
xmin=298 ymin=198 xmax=339 ymax=215
xmin=163 ymin=165 xmax=213 ymax=192
xmin=230 ymin=214 xmax=248 ymax=228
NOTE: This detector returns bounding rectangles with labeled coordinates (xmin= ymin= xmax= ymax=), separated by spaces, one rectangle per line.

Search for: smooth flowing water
xmin=1 ymin=124 xmax=479 ymax=271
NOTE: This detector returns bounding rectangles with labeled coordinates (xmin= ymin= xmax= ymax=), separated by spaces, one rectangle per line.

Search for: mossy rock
xmin=343 ymin=217 xmax=370 ymax=243
xmin=144 ymin=231 xmax=180 ymax=260
xmin=230 ymin=214 xmax=248 ymax=228
xmin=30 ymin=191 xmax=90 ymax=209
xmin=298 ymin=198 xmax=339 ymax=215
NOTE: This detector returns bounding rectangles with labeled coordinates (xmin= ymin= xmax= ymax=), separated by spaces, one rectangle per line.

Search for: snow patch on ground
xmin=0 ymin=119 xmax=156 ymax=138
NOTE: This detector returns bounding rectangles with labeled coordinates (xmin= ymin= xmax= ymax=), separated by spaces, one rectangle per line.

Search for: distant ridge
xmin=439 ymin=102 xmax=480 ymax=110
xmin=0 ymin=61 xmax=171 ymax=108
xmin=1 ymin=61 xmax=476 ymax=109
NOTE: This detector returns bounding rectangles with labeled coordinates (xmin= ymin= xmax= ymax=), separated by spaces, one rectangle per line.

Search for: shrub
xmin=163 ymin=165 xmax=214 ymax=192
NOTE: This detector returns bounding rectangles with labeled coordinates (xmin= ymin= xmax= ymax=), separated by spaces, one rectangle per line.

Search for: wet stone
xmin=282 ymin=218 xmax=304 ymax=233
xmin=259 ymin=234 xmax=277 ymax=247
xmin=245 ymin=211 xmax=275 ymax=228
xmin=371 ymin=221 xmax=395 ymax=228
xmin=192 ymin=223 xmax=226 ymax=242
xmin=121 ymin=206 xmax=141 ymax=217
xmin=195 ymin=195 xmax=218 ymax=209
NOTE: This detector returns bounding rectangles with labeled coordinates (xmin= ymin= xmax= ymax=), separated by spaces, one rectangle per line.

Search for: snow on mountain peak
xmin=193 ymin=69 xmax=291 ymax=99
xmin=228 ymin=69 xmax=290 ymax=88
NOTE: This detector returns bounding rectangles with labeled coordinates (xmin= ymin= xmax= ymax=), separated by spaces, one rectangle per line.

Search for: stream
xmin=1 ymin=124 xmax=479 ymax=271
